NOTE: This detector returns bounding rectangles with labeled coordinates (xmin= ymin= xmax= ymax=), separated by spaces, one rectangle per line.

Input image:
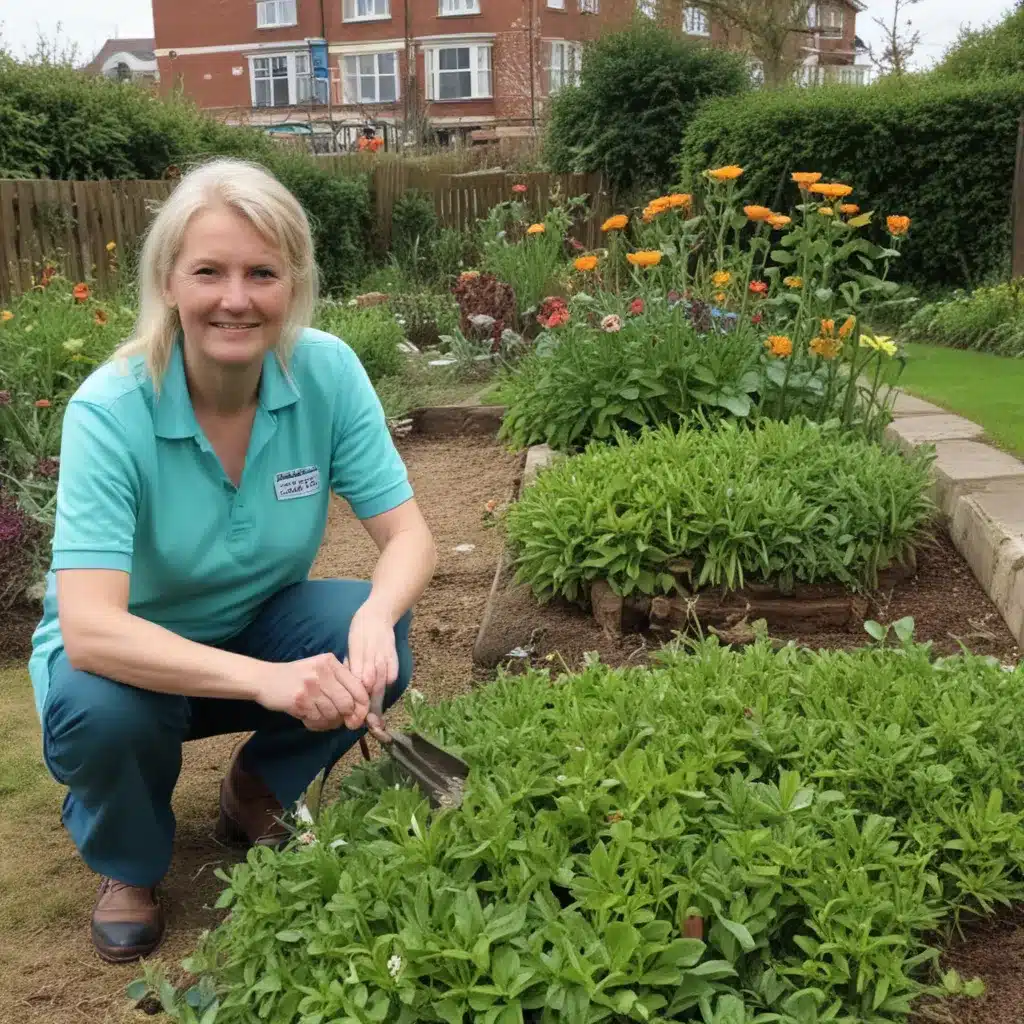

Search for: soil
xmin=0 ymin=433 xmax=1020 ymax=1024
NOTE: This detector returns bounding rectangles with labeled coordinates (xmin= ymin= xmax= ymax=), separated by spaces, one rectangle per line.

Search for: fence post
xmin=1013 ymin=112 xmax=1024 ymax=280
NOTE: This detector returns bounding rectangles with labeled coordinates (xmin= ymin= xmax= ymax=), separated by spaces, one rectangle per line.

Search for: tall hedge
xmin=679 ymin=75 xmax=1024 ymax=289
xmin=935 ymin=6 xmax=1024 ymax=81
xmin=0 ymin=54 xmax=372 ymax=291
xmin=545 ymin=21 xmax=751 ymax=194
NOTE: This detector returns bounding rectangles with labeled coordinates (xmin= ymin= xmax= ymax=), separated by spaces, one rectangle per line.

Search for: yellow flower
xmin=839 ymin=316 xmax=856 ymax=338
xmin=105 ymin=240 xmax=117 ymax=252
xmin=706 ymin=165 xmax=744 ymax=181
xmin=810 ymin=336 xmax=842 ymax=360
xmin=574 ymin=255 xmax=599 ymax=272
xmin=601 ymin=214 xmax=629 ymax=232
xmin=818 ymin=207 xmax=835 ymax=217
xmin=810 ymin=182 xmax=854 ymax=199
xmin=783 ymin=276 xmax=803 ymax=289
xmin=887 ymin=215 xmax=911 ymax=236
xmin=459 ymin=270 xmax=480 ymax=280
xmin=860 ymin=334 xmax=898 ymax=357
xmin=715 ymin=291 xmax=727 ymax=303
xmin=744 ymin=205 xmax=773 ymax=222
xmin=627 ymin=250 xmax=662 ymax=268
xmin=0 ymin=310 xmax=13 ymax=322
xmin=527 ymin=223 xmax=546 ymax=235
xmin=766 ymin=214 xmax=791 ymax=229
xmin=791 ymin=172 xmax=822 ymax=187
xmin=765 ymin=335 xmax=793 ymax=358
xmin=711 ymin=270 xmax=731 ymax=287
xmin=840 ymin=204 xmax=860 ymax=215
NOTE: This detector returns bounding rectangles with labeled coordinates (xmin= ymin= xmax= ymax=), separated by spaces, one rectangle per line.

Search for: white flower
xmin=387 ymin=954 xmax=402 ymax=978
xmin=63 ymin=338 xmax=84 ymax=353
xmin=298 ymin=830 xmax=317 ymax=845
xmin=408 ymin=687 xmax=426 ymax=705
xmin=556 ymin=775 xmax=568 ymax=784
xmin=573 ymin=746 xmax=584 ymax=752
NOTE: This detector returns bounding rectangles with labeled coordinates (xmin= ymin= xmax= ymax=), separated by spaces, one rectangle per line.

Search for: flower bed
xmin=137 ymin=639 xmax=1024 ymax=1022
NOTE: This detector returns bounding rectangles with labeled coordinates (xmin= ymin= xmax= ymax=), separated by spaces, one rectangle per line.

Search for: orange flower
xmin=744 ymin=205 xmax=773 ymax=222
xmin=0 ymin=310 xmax=13 ymax=322
xmin=602 ymin=214 xmax=629 ymax=232
xmin=35 ymin=399 xmax=52 ymax=408
xmin=839 ymin=316 xmax=856 ymax=338
xmin=887 ymin=215 xmax=911 ymax=236
xmin=574 ymin=255 xmax=599 ymax=272
xmin=810 ymin=182 xmax=853 ymax=199
xmin=94 ymin=309 xmax=109 ymax=326
xmin=711 ymin=270 xmax=731 ymax=287
xmin=626 ymin=250 xmax=662 ymax=268
xmin=707 ymin=165 xmax=744 ymax=181
xmin=783 ymin=276 xmax=803 ymax=289
xmin=766 ymin=214 xmax=791 ymax=229
xmin=821 ymin=318 xmax=836 ymax=337
xmin=840 ymin=204 xmax=860 ymax=215
xmin=72 ymin=283 xmax=90 ymax=303
xmin=765 ymin=335 xmax=793 ymax=358
xmin=791 ymin=172 xmax=822 ymax=188
xmin=527 ymin=223 xmax=545 ymax=235
xmin=667 ymin=193 xmax=691 ymax=209
xmin=818 ymin=207 xmax=835 ymax=217
xmin=715 ymin=291 xmax=727 ymax=303
xmin=810 ymin=336 xmax=842 ymax=360
xmin=749 ymin=280 xmax=768 ymax=294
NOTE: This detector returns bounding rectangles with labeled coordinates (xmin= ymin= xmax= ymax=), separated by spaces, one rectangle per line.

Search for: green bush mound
xmin=506 ymin=420 xmax=933 ymax=602
xmin=678 ymin=76 xmax=1024 ymax=290
xmin=313 ymin=302 xmax=405 ymax=384
xmin=144 ymin=640 xmax=1024 ymax=1023
xmin=900 ymin=282 xmax=1024 ymax=358
xmin=545 ymin=21 xmax=750 ymax=193
xmin=934 ymin=5 xmax=1024 ymax=81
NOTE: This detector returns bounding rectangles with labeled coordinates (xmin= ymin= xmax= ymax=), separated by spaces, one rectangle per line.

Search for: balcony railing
xmin=797 ymin=64 xmax=874 ymax=87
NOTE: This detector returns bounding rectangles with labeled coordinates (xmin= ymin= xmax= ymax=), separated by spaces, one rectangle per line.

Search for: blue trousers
xmin=40 ymin=579 xmax=413 ymax=887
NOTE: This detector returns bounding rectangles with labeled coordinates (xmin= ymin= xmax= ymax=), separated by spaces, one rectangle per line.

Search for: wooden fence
xmin=0 ymin=167 xmax=611 ymax=302
xmin=0 ymin=179 xmax=174 ymax=303
xmin=1012 ymin=114 xmax=1024 ymax=280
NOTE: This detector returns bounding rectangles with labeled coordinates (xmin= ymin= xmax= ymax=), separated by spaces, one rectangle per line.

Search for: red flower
xmin=93 ymin=309 xmax=109 ymax=326
xmin=40 ymin=266 xmax=57 ymax=288
xmin=512 ymin=183 xmax=528 ymax=194
xmin=751 ymin=312 xmax=763 ymax=325
xmin=749 ymin=280 xmax=769 ymax=295
xmin=537 ymin=296 xmax=570 ymax=329
xmin=72 ymin=283 xmax=90 ymax=303
xmin=628 ymin=298 xmax=645 ymax=316
xmin=34 ymin=399 xmax=51 ymax=409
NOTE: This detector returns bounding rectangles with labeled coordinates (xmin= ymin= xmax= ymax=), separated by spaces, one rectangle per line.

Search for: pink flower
xmin=0 ymin=390 xmax=11 ymax=406
xmin=751 ymin=312 xmax=763 ymax=325
xmin=537 ymin=296 xmax=570 ymax=329
xmin=628 ymin=298 xmax=645 ymax=316
xmin=512 ymin=184 xmax=528 ymax=194
xmin=601 ymin=314 xmax=622 ymax=333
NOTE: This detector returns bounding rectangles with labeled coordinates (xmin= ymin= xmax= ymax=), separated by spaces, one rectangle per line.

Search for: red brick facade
xmin=152 ymin=1 xmax=865 ymax=144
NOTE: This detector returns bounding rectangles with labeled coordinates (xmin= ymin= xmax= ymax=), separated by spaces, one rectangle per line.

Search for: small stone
xmin=429 ymin=358 xmax=457 ymax=367
xmin=453 ymin=543 xmax=476 ymax=553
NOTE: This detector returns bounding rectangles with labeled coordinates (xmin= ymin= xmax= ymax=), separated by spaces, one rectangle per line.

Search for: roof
xmin=82 ymin=38 xmax=157 ymax=74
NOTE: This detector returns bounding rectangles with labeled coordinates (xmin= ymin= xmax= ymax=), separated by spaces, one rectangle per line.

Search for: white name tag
xmin=274 ymin=465 xmax=321 ymax=501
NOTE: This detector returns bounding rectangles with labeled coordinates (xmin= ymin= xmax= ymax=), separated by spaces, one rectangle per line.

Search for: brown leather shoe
xmin=91 ymin=878 xmax=165 ymax=963
xmin=216 ymin=747 xmax=289 ymax=849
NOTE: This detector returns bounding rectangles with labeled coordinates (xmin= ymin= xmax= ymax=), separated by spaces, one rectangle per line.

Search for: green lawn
xmin=887 ymin=343 xmax=1024 ymax=458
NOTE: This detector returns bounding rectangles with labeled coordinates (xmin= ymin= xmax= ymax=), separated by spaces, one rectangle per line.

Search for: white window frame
xmin=249 ymin=51 xmax=311 ymax=107
xmin=683 ymin=6 xmax=710 ymax=35
xmin=579 ymin=0 xmax=599 ymax=11
xmin=439 ymin=0 xmax=481 ymax=14
xmin=546 ymin=40 xmax=582 ymax=94
xmin=341 ymin=51 xmax=400 ymax=104
xmin=807 ymin=4 xmax=844 ymax=37
xmin=636 ymin=0 xmax=656 ymax=17
xmin=425 ymin=43 xmax=492 ymax=101
xmin=547 ymin=0 xmax=566 ymax=7
xmin=256 ymin=0 xmax=297 ymax=28
xmin=343 ymin=0 xmax=390 ymax=22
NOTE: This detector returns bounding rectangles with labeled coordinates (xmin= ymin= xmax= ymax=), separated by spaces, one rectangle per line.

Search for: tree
xmin=935 ymin=5 xmax=1024 ymax=80
xmin=869 ymin=0 xmax=925 ymax=77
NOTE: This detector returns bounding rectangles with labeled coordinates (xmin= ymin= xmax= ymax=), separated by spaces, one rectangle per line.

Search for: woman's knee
xmin=43 ymin=658 xmax=186 ymax=783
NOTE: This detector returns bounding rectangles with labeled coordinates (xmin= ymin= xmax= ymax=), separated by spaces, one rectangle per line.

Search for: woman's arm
xmin=58 ymin=569 xmax=370 ymax=729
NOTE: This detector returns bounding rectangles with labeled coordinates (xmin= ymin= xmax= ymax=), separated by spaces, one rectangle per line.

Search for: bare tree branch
xmin=869 ymin=0 xmax=926 ymax=76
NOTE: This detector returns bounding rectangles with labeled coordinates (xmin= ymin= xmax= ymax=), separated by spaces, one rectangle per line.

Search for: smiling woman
xmin=25 ymin=158 xmax=437 ymax=965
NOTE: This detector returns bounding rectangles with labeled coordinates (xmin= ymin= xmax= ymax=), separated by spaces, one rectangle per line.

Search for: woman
xmin=28 ymin=158 xmax=436 ymax=964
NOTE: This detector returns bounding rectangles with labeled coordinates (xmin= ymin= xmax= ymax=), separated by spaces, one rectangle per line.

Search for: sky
xmin=0 ymin=0 xmax=1017 ymax=69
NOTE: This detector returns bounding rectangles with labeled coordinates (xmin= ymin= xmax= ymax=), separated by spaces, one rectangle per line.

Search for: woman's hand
xmin=346 ymin=599 xmax=400 ymax=728
xmin=256 ymin=653 xmax=370 ymax=731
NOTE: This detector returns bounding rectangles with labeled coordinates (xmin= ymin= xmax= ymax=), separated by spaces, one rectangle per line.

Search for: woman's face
xmin=166 ymin=204 xmax=292 ymax=371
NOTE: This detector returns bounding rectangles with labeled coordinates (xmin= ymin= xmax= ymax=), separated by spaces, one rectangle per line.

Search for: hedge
xmin=678 ymin=75 xmax=1024 ymax=290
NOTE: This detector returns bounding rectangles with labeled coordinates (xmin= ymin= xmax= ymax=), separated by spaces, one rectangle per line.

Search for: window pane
xmin=272 ymin=76 xmax=289 ymax=105
xmin=271 ymin=56 xmax=288 ymax=75
xmin=253 ymin=57 xmax=269 ymax=75
xmin=358 ymin=54 xmax=374 ymax=75
xmin=295 ymin=53 xmax=309 ymax=73
xmin=255 ymin=79 xmax=271 ymax=105
xmin=376 ymin=0 xmax=389 ymax=12
xmin=378 ymin=51 xmax=395 ymax=74
xmin=360 ymin=75 xmax=376 ymax=99
xmin=379 ymin=73 xmax=396 ymax=102
xmin=458 ymin=47 xmax=471 ymax=69
xmin=458 ymin=70 xmax=473 ymax=96
xmin=439 ymin=48 xmax=458 ymax=70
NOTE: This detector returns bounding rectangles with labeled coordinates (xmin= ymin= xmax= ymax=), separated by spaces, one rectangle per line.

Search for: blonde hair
xmin=116 ymin=157 xmax=318 ymax=386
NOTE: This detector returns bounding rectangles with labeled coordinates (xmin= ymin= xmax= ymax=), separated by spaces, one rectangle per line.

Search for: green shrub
xmin=935 ymin=6 xmax=1024 ymax=80
xmin=679 ymin=75 xmax=1024 ymax=289
xmin=545 ymin=21 xmax=750 ymax=193
xmin=139 ymin=641 xmax=1023 ymax=1023
xmin=391 ymin=189 xmax=440 ymax=283
xmin=507 ymin=419 xmax=933 ymax=601
xmin=313 ymin=302 xmax=404 ymax=383
xmin=386 ymin=290 xmax=460 ymax=350
xmin=433 ymin=225 xmax=474 ymax=285
xmin=900 ymin=282 xmax=1024 ymax=357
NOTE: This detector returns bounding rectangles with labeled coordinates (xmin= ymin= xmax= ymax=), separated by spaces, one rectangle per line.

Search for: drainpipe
xmin=318 ymin=0 xmax=338 ymax=151
xmin=404 ymin=0 xmax=412 ymax=145
xmin=528 ymin=0 xmax=536 ymax=132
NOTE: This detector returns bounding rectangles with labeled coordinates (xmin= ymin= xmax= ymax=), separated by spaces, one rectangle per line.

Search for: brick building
xmin=151 ymin=1 xmax=868 ymax=147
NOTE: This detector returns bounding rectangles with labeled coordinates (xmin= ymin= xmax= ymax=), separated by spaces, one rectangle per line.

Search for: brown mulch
xmin=0 ymin=433 xmax=1021 ymax=1024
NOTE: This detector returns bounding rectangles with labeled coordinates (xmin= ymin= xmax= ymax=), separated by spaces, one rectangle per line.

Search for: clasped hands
xmin=255 ymin=602 xmax=398 ymax=733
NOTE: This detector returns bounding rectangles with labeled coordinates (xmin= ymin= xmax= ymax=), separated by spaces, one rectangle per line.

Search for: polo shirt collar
xmin=154 ymin=337 xmax=300 ymax=439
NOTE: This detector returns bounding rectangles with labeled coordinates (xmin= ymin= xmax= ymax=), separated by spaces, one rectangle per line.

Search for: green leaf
xmin=770 ymin=249 xmax=796 ymax=265
xmin=274 ymin=930 xmax=304 ymax=943
xmin=864 ymin=620 xmax=887 ymax=641
xmin=718 ymin=918 xmax=756 ymax=952
xmin=604 ymin=921 xmax=640 ymax=970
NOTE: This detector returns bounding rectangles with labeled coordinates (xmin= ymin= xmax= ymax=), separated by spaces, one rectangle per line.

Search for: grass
xmin=887 ymin=343 xmax=1024 ymax=457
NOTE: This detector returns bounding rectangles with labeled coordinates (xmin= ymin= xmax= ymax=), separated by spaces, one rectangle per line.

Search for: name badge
xmin=274 ymin=465 xmax=321 ymax=501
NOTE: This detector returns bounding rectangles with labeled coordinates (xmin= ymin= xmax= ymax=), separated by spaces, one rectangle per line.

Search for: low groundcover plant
xmin=130 ymin=638 xmax=1021 ymax=1023
xmin=505 ymin=418 xmax=934 ymax=602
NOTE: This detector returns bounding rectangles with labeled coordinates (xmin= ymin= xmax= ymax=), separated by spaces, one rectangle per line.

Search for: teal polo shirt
xmin=28 ymin=328 xmax=413 ymax=718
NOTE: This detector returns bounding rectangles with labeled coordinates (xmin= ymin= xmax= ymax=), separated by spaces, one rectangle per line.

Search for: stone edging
xmin=884 ymin=394 xmax=1024 ymax=649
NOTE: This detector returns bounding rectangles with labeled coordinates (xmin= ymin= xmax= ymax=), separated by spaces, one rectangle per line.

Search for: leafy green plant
xmin=505 ymin=419 xmax=934 ymax=601
xmin=387 ymin=290 xmax=461 ymax=350
xmin=935 ymin=4 xmax=1024 ymax=81
xmin=899 ymin=282 xmax=1024 ymax=358
xmin=129 ymin=638 xmax=1024 ymax=1023
xmin=313 ymin=302 xmax=405 ymax=383
xmin=391 ymin=189 xmax=440 ymax=283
